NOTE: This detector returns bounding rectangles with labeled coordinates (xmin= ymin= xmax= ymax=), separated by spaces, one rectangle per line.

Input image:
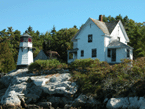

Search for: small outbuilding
xmin=34 ymin=50 xmax=60 ymax=61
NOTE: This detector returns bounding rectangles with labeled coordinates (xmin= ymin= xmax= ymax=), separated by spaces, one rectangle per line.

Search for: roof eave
xmin=71 ymin=18 xmax=91 ymax=41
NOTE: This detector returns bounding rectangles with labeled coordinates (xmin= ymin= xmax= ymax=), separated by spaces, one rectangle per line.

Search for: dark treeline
xmin=0 ymin=14 xmax=145 ymax=73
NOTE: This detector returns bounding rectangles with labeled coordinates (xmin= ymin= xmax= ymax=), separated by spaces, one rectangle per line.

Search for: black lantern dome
xmin=20 ymin=33 xmax=32 ymax=42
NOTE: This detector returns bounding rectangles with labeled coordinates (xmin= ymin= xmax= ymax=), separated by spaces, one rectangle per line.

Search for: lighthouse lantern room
xmin=17 ymin=33 xmax=34 ymax=69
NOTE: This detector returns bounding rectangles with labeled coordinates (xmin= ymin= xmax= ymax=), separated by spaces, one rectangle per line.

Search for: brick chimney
xmin=99 ymin=15 xmax=103 ymax=22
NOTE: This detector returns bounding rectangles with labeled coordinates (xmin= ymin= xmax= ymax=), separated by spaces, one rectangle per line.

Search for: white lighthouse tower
xmin=17 ymin=33 xmax=34 ymax=69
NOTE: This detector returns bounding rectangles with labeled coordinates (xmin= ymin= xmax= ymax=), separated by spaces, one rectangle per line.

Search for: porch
xmin=67 ymin=48 xmax=78 ymax=63
xmin=106 ymin=40 xmax=133 ymax=64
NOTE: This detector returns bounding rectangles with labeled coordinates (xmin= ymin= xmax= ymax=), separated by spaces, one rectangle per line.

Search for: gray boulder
xmin=0 ymin=68 xmax=29 ymax=87
xmin=1 ymin=76 xmax=28 ymax=106
xmin=1 ymin=90 xmax=22 ymax=106
xmin=0 ymin=69 xmax=78 ymax=108
xmin=27 ymin=104 xmax=43 ymax=109
xmin=37 ymin=102 xmax=52 ymax=108
xmin=46 ymin=96 xmax=73 ymax=106
xmin=72 ymin=94 xmax=99 ymax=108
xmin=106 ymin=97 xmax=145 ymax=109
xmin=23 ymin=79 xmax=43 ymax=104
xmin=40 ymin=73 xmax=78 ymax=96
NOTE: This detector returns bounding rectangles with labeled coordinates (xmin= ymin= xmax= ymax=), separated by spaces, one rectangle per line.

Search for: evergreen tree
xmin=0 ymin=58 xmax=4 ymax=72
xmin=115 ymin=14 xmax=123 ymax=22
xmin=43 ymin=27 xmax=78 ymax=62
xmin=103 ymin=15 xmax=108 ymax=22
xmin=51 ymin=26 xmax=57 ymax=36
xmin=0 ymin=42 xmax=15 ymax=73
xmin=107 ymin=15 xmax=115 ymax=22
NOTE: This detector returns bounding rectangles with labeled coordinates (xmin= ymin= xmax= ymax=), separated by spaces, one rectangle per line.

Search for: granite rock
xmin=72 ymin=94 xmax=99 ymax=108
xmin=106 ymin=97 xmax=145 ymax=109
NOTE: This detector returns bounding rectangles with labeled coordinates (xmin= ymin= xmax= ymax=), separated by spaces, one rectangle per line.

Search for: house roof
xmin=108 ymin=40 xmax=133 ymax=49
xmin=67 ymin=48 xmax=78 ymax=53
xmin=34 ymin=50 xmax=48 ymax=61
xmin=71 ymin=18 xmax=119 ymax=41
xmin=105 ymin=21 xmax=119 ymax=34
xmin=90 ymin=18 xmax=110 ymax=35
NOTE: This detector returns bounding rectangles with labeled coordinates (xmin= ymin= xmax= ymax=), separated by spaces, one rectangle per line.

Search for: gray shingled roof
xmin=108 ymin=40 xmax=133 ymax=49
xmin=90 ymin=18 xmax=110 ymax=35
xmin=71 ymin=18 xmax=119 ymax=41
xmin=105 ymin=21 xmax=118 ymax=34
xmin=34 ymin=50 xmax=48 ymax=61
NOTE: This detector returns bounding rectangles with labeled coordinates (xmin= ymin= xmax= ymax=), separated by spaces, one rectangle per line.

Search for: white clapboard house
xmin=67 ymin=15 xmax=133 ymax=64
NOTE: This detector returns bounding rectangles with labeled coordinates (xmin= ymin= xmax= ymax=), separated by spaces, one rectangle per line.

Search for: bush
xmin=70 ymin=57 xmax=145 ymax=97
xmin=69 ymin=58 xmax=104 ymax=70
xmin=28 ymin=59 xmax=68 ymax=71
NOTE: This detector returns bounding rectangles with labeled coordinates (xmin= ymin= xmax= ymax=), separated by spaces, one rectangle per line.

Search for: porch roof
xmin=108 ymin=40 xmax=133 ymax=49
xmin=67 ymin=48 xmax=78 ymax=53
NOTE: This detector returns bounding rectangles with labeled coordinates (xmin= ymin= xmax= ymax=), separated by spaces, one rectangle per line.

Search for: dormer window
xmin=88 ymin=34 xmax=92 ymax=42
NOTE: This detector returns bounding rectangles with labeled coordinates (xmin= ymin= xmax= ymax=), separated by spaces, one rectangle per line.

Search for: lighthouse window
xmin=20 ymin=38 xmax=23 ymax=42
xmin=23 ymin=38 xmax=28 ymax=42
xmin=28 ymin=38 xmax=32 ymax=42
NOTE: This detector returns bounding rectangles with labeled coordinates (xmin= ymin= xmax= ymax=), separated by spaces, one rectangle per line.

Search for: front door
xmin=74 ymin=52 xmax=77 ymax=59
xmin=111 ymin=49 xmax=116 ymax=62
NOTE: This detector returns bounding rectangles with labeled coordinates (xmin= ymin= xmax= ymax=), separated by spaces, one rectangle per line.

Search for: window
xmin=108 ymin=49 xmax=111 ymax=57
xmin=90 ymin=24 xmax=91 ymax=28
xmin=23 ymin=38 xmax=28 ymax=42
xmin=127 ymin=49 xmax=129 ymax=57
xmin=81 ymin=50 xmax=84 ymax=57
xmin=118 ymin=37 xmax=120 ymax=41
xmin=112 ymin=49 xmax=116 ymax=62
xmin=92 ymin=49 xmax=97 ymax=57
xmin=88 ymin=34 xmax=92 ymax=42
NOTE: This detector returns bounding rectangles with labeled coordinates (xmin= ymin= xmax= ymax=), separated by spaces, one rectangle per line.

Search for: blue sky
xmin=0 ymin=0 xmax=145 ymax=34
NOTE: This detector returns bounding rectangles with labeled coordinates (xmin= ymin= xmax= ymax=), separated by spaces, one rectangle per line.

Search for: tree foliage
xmin=0 ymin=42 xmax=15 ymax=73
xmin=43 ymin=27 xmax=78 ymax=62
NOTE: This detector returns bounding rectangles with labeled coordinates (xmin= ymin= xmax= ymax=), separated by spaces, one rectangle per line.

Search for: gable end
xmin=118 ymin=20 xmax=129 ymax=42
xmin=71 ymin=18 xmax=91 ymax=41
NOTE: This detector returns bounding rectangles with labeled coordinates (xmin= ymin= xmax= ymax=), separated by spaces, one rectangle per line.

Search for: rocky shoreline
xmin=0 ymin=69 xmax=100 ymax=109
xmin=1 ymin=69 xmax=145 ymax=109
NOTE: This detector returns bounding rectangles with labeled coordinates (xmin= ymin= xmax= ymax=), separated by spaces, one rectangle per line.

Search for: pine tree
xmin=0 ymin=42 xmax=15 ymax=73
